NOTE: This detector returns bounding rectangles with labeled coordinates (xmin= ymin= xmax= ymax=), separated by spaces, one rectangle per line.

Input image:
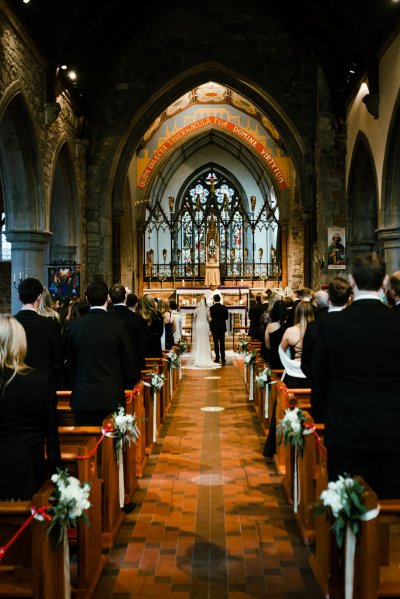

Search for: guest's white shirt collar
xmin=328 ymin=306 xmax=345 ymax=312
xmin=113 ymin=303 xmax=125 ymax=307
xmin=90 ymin=306 xmax=108 ymax=311
xmin=353 ymin=291 xmax=381 ymax=301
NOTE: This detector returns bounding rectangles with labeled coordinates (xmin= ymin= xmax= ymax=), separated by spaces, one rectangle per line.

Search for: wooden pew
xmin=0 ymin=481 xmax=66 ymax=598
xmin=274 ymin=383 xmax=311 ymax=475
xmin=311 ymin=471 xmax=400 ymax=599
xmin=59 ymin=421 xmax=124 ymax=550
xmin=125 ymin=384 xmax=147 ymax=478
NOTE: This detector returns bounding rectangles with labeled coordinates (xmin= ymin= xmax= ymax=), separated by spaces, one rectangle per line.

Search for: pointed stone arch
xmin=48 ymin=139 xmax=80 ymax=264
xmin=347 ymin=132 xmax=378 ymax=260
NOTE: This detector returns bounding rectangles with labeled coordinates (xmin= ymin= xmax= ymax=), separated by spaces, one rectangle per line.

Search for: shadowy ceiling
xmin=7 ymin=0 xmax=400 ymax=116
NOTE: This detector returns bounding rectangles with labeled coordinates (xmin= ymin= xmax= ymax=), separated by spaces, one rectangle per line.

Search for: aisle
xmin=95 ymin=355 xmax=321 ymax=598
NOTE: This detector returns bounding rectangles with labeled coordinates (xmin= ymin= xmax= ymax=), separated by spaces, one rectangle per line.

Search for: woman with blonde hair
xmin=37 ymin=286 xmax=60 ymax=321
xmin=0 ymin=315 xmax=60 ymax=499
xmin=139 ymin=294 xmax=163 ymax=357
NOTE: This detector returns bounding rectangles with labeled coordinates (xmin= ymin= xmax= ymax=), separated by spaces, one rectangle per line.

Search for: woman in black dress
xmin=0 ymin=315 xmax=61 ymax=499
xmin=140 ymin=294 xmax=164 ymax=358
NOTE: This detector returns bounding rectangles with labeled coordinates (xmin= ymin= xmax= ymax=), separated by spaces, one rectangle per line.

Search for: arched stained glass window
xmin=1 ymin=212 xmax=11 ymax=261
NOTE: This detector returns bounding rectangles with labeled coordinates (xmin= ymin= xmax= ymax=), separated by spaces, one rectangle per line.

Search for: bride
xmin=188 ymin=296 xmax=221 ymax=369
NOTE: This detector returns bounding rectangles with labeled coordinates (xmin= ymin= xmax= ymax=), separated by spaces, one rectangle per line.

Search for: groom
xmin=209 ymin=294 xmax=229 ymax=364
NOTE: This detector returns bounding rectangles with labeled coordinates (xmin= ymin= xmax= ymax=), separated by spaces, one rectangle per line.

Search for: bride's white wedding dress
xmin=186 ymin=299 xmax=221 ymax=370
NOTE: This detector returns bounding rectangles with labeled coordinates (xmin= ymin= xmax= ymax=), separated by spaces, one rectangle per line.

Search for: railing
xmin=143 ymin=261 xmax=281 ymax=283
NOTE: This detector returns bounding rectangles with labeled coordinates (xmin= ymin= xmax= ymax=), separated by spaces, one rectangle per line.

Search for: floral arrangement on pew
xmin=236 ymin=337 xmax=250 ymax=355
xmin=143 ymin=371 xmax=166 ymax=443
xmin=176 ymin=337 xmax=189 ymax=355
xmin=164 ymin=349 xmax=180 ymax=394
xmin=255 ymin=366 xmax=273 ymax=418
xmin=48 ymin=468 xmax=91 ymax=548
xmin=48 ymin=468 xmax=91 ymax=597
xmin=314 ymin=475 xmax=380 ymax=599
xmin=111 ymin=406 xmax=140 ymax=508
xmin=244 ymin=350 xmax=257 ymax=401
xmin=277 ymin=407 xmax=307 ymax=513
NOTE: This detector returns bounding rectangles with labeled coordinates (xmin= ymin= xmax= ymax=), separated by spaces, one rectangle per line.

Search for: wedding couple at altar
xmin=187 ymin=294 xmax=228 ymax=369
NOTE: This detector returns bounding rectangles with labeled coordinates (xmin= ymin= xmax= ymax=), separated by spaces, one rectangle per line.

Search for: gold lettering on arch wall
xmin=137 ymin=116 xmax=288 ymax=190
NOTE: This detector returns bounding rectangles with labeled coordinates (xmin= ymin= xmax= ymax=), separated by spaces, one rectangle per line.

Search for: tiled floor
xmin=94 ymin=354 xmax=322 ymax=598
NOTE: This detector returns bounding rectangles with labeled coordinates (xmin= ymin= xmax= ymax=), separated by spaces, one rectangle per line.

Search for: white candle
xmin=240 ymin=279 xmax=243 ymax=286
xmin=13 ymin=274 xmax=16 ymax=282
xmin=182 ymin=279 xmax=185 ymax=287
xmin=19 ymin=272 xmax=21 ymax=280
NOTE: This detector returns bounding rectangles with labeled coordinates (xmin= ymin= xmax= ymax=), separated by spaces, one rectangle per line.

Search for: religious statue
xmin=205 ymin=210 xmax=221 ymax=286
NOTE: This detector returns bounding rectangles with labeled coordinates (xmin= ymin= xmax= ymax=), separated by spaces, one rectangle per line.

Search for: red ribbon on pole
xmin=303 ymin=423 xmax=326 ymax=458
xmin=125 ymin=388 xmax=139 ymax=405
xmin=0 ymin=505 xmax=51 ymax=560
xmin=76 ymin=422 xmax=115 ymax=460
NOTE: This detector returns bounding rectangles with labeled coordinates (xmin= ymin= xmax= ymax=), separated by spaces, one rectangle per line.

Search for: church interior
xmin=1 ymin=0 xmax=400 ymax=597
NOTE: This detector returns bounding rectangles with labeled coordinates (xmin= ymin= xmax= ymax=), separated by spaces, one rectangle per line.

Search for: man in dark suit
xmin=209 ymin=294 xmax=229 ymax=364
xmin=67 ymin=281 xmax=136 ymax=426
xmin=301 ymin=276 xmax=351 ymax=380
xmin=14 ymin=277 xmax=62 ymax=388
xmin=312 ymin=253 xmax=400 ymax=499
xmin=109 ymin=283 xmax=148 ymax=377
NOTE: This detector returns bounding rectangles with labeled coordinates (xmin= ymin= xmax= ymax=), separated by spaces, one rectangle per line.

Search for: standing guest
xmin=260 ymin=292 xmax=281 ymax=360
xmin=169 ymin=300 xmax=183 ymax=344
xmin=279 ymin=301 xmax=314 ymax=388
xmin=248 ymin=294 xmax=265 ymax=341
xmin=301 ymin=275 xmax=351 ymax=380
xmin=67 ymin=281 xmax=135 ymax=426
xmin=209 ymin=294 xmax=229 ymax=365
xmin=264 ymin=300 xmax=285 ymax=369
xmin=312 ymin=253 xmax=400 ymax=498
xmin=14 ymin=277 xmax=62 ymax=389
xmin=388 ymin=271 xmax=400 ymax=310
xmin=109 ymin=283 xmax=148 ymax=374
xmin=127 ymin=293 xmax=139 ymax=312
xmin=313 ymin=289 xmax=329 ymax=315
xmin=0 ymin=315 xmax=60 ymax=499
xmin=38 ymin=286 xmax=60 ymax=321
xmin=59 ymin=298 xmax=90 ymax=389
xmin=158 ymin=299 xmax=176 ymax=350
xmin=139 ymin=294 xmax=164 ymax=358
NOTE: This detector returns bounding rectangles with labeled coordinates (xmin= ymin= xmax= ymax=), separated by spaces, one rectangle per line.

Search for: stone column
xmin=112 ymin=209 xmax=124 ymax=284
xmin=280 ymin=222 xmax=288 ymax=289
xmin=6 ymin=230 xmax=52 ymax=313
xmin=303 ymin=212 xmax=312 ymax=288
xmin=377 ymin=227 xmax=400 ymax=275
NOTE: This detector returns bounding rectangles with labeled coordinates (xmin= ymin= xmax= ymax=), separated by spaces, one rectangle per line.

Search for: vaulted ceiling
xmin=7 ymin=0 xmax=400 ymax=117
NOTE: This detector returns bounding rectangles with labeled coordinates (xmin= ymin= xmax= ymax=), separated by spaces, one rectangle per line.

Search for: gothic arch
xmin=48 ymin=140 xmax=80 ymax=264
xmin=347 ymin=132 xmax=378 ymax=258
xmin=0 ymin=87 xmax=44 ymax=230
xmin=382 ymin=89 xmax=400 ymax=228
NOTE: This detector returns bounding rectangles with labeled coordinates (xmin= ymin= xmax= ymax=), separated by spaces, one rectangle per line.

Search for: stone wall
xmin=0 ymin=262 xmax=11 ymax=313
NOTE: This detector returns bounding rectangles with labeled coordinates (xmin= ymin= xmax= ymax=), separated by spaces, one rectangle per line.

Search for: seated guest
xmin=312 ymin=253 xmax=400 ymax=498
xmin=67 ymin=281 xmax=135 ymax=426
xmin=301 ymin=276 xmax=351 ymax=380
xmin=14 ymin=277 xmax=62 ymax=390
xmin=140 ymin=294 xmax=164 ymax=358
xmin=169 ymin=300 xmax=183 ymax=344
xmin=0 ymin=315 xmax=60 ymax=499
xmin=109 ymin=283 xmax=148 ymax=374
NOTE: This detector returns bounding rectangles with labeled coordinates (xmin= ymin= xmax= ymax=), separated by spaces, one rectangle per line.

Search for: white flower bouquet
xmin=176 ymin=338 xmax=189 ymax=355
xmin=315 ymin=475 xmax=367 ymax=548
xmin=112 ymin=406 xmax=140 ymax=463
xmin=277 ymin=407 xmax=306 ymax=451
xmin=48 ymin=468 xmax=91 ymax=548
xmin=236 ymin=338 xmax=250 ymax=354
xmin=255 ymin=367 xmax=272 ymax=388
xmin=149 ymin=371 xmax=165 ymax=391
xmin=244 ymin=350 xmax=257 ymax=367
xmin=165 ymin=349 xmax=180 ymax=370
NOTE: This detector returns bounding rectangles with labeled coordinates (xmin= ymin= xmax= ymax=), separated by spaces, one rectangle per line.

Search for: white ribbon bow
xmin=345 ymin=505 xmax=380 ymax=599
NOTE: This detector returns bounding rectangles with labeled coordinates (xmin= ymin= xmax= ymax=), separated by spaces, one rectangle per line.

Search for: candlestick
xmin=13 ymin=274 xmax=16 ymax=283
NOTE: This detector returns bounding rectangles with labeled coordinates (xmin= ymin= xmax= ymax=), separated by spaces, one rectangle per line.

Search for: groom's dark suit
xmin=312 ymin=298 xmax=400 ymax=498
xmin=209 ymin=301 xmax=229 ymax=363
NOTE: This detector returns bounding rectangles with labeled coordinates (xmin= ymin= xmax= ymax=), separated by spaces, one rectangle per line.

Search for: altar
xmin=176 ymin=286 xmax=249 ymax=332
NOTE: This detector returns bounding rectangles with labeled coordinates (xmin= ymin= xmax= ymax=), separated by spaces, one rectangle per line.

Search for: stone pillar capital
xmin=6 ymin=229 xmax=52 ymax=248
xmin=376 ymin=227 xmax=400 ymax=248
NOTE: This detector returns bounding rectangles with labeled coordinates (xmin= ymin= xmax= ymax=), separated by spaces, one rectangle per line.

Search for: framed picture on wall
xmin=327 ymin=228 xmax=346 ymax=269
xmin=48 ymin=265 xmax=80 ymax=299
